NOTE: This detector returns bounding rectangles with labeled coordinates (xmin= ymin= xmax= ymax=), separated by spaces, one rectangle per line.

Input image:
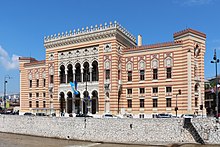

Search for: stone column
xmin=81 ymin=98 xmax=84 ymax=114
xmin=81 ymin=68 xmax=84 ymax=82
xmin=65 ymin=69 xmax=68 ymax=84
xmin=73 ymin=68 xmax=75 ymax=82
xmin=89 ymin=67 xmax=93 ymax=82
xmin=65 ymin=95 xmax=67 ymax=115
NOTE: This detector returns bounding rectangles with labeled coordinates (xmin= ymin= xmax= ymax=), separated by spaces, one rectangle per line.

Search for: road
xmin=0 ymin=132 xmax=219 ymax=147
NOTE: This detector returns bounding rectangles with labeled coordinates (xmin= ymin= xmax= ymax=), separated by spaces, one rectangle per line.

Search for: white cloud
xmin=0 ymin=46 xmax=20 ymax=70
xmin=174 ymin=0 xmax=213 ymax=6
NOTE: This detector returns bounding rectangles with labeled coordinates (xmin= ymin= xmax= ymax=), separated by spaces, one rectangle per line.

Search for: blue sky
xmin=0 ymin=0 xmax=220 ymax=95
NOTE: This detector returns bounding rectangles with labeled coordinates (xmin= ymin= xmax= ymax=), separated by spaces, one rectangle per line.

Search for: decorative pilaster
xmin=187 ymin=49 xmax=192 ymax=112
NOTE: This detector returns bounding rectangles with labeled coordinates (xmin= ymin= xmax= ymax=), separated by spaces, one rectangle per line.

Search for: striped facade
xmin=19 ymin=22 xmax=206 ymax=118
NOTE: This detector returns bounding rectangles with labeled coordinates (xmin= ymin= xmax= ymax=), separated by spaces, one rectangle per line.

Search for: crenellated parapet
xmin=44 ymin=21 xmax=136 ymax=49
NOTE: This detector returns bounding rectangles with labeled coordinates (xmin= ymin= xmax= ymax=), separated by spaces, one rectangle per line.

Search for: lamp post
xmin=84 ymin=69 xmax=90 ymax=115
xmin=211 ymin=49 xmax=219 ymax=120
xmin=3 ymin=75 xmax=12 ymax=109
xmin=84 ymin=69 xmax=90 ymax=129
xmin=175 ymin=89 xmax=181 ymax=117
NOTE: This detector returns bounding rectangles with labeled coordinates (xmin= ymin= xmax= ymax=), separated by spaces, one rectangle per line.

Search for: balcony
xmin=126 ymin=94 xmax=132 ymax=98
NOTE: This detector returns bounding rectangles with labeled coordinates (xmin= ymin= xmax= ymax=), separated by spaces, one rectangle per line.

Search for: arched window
xmin=92 ymin=61 xmax=99 ymax=81
xmin=92 ymin=90 xmax=98 ymax=114
xmin=67 ymin=91 xmax=73 ymax=113
xmin=127 ymin=62 xmax=133 ymax=82
xmin=59 ymin=92 xmax=65 ymax=113
xmin=105 ymin=60 xmax=110 ymax=80
xmin=67 ymin=64 xmax=73 ymax=83
xmin=75 ymin=63 xmax=81 ymax=82
xmin=165 ymin=57 xmax=172 ymax=79
xmin=139 ymin=60 xmax=145 ymax=81
xmin=152 ymin=59 xmax=158 ymax=80
xmin=60 ymin=65 xmax=65 ymax=84
xmin=83 ymin=62 xmax=90 ymax=82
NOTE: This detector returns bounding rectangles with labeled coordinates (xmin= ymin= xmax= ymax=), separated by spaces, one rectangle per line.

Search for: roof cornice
xmin=44 ymin=21 xmax=136 ymax=49
xmin=124 ymin=41 xmax=182 ymax=52
xmin=173 ymin=28 xmax=206 ymax=39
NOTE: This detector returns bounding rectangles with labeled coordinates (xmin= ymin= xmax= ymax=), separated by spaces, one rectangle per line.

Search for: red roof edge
xmin=173 ymin=28 xmax=206 ymax=38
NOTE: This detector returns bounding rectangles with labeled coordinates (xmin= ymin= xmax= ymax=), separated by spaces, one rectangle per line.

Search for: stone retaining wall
xmin=191 ymin=118 xmax=220 ymax=144
xmin=0 ymin=115 xmax=195 ymax=145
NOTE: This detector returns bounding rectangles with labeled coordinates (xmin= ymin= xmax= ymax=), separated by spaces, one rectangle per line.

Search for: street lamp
xmin=3 ymin=75 xmax=12 ymax=109
xmin=211 ymin=49 xmax=219 ymax=121
xmin=175 ymin=89 xmax=181 ymax=117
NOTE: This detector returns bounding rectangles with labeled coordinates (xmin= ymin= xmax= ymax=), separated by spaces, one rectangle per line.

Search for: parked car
xmin=123 ymin=113 xmax=133 ymax=118
xmin=36 ymin=113 xmax=46 ymax=116
xmin=156 ymin=113 xmax=172 ymax=118
xmin=102 ymin=113 xmax=119 ymax=118
xmin=76 ymin=113 xmax=93 ymax=117
xmin=24 ymin=112 xmax=35 ymax=116
xmin=181 ymin=114 xmax=195 ymax=118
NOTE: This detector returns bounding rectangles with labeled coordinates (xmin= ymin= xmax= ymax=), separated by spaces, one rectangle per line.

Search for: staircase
xmin=183 ymin=118 xmax=205 ymax=144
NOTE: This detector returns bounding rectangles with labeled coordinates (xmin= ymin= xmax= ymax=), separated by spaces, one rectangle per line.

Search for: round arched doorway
xmin=92 ymin=90 xmax=98 ymax=114
xmin=59 ymin=92 xmax=66 ymax=114
xmin=67 ymin=91 xmax=73 ymax=113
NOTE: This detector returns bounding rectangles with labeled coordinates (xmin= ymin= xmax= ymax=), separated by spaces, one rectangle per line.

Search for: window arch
xmin=139 ymin=60 xmax=145 ymax=81
xmin=67 ymin=91 xmax=73 ymax=113
xmin=92 ymin=60 xmax=98 ymax=81
xmin=60 ymin=65 xmax=66 ymax=84
xmin=151 ymin=59 xmax=158 ymax=80
xmin=165 ymin=57 xmax=172 ymax=67
xmin=83 ymin=62 xmax=90 ymax=82
xmin=67 ymin=64 xmax=73 ymax=83
xmin=105 ymin=60 xmax=111 ymax=80
xmin=165 ymin=57 xmax=172 ymax=79
xmin=59 ymin=92 xmax=66 ymax=113
xmin=126 ymin=62 xmax=133 ymax=82
xmin=75 ymin=63 xmax=81 ymax=82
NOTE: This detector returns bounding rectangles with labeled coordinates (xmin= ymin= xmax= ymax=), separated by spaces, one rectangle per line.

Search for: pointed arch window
xmin=127 ymin=62 xmax=133 ymax=82
xmin=83 ymin=62 xmax=90 ymax=82
xmin=152 ymin=59 xmax=158 ymax=80
xmin=165 ymin=57 xmax=172 ymax=79
xmin=105 ymin=60 xmax=110 ymax=81
xmin=92 ymin=61 xmax=98 ymax=81
xmin=75 ymin=63 xmax=81 ymax=82
xmin=67 ymin=64 xmax=73 ymax=83
xmin=60 ymin=65 xmax=66 ymax=84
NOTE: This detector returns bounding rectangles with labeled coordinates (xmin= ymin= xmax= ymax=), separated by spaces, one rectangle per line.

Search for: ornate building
xmin=19 ymin=21 xmax=206 ymax=118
